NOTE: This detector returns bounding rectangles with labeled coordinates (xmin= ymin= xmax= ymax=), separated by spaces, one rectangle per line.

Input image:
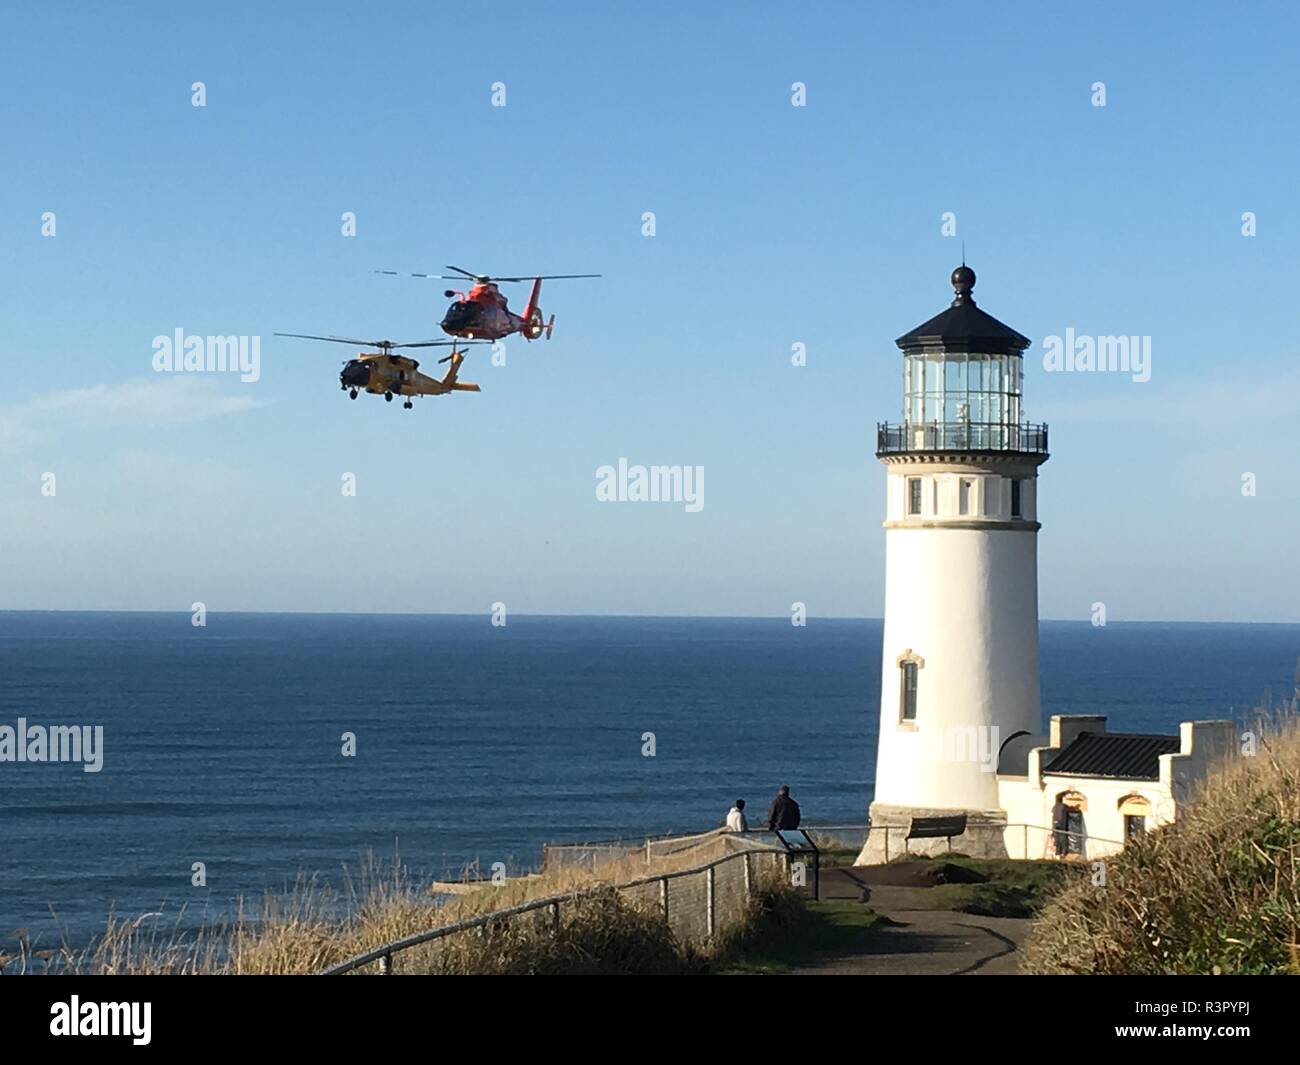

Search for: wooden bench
xmin=904 ymin=814 xmax=968 ymax=853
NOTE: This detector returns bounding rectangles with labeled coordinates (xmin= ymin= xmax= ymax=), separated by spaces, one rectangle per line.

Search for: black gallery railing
xmin=876 ymin=421 xmax=1049 ymax=455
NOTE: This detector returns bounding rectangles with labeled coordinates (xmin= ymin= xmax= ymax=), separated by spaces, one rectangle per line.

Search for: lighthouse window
xmin=907 ymin=478 xmax=922 ymax=515
xmin=1010 ymin=479 xmax=1023 ymax=518
xmin=959 ymin=478 xmax=973 ymax=515
xmin=900 ymin=661 xmax=918 ymax=721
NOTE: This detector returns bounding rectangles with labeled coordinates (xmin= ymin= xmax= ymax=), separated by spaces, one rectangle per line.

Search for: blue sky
xmin=1 ymin=1 xmax=1297 ymax=621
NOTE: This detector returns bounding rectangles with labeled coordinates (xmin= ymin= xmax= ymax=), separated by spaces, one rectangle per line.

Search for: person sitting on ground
xmin=766 ymin=784 xmax=801 ymax=830
xmin=725 ymin=798 xmax=748 ymax=832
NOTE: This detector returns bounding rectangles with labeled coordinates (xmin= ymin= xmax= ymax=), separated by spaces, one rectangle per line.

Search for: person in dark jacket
xmin=1051 ymin=798 xmax=1068 ymax=857
xmin=766 ymin=784 xmax=801 ymax=830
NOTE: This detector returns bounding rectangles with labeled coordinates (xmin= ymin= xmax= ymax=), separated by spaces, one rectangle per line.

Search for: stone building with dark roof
xmin=993 ymin=714 xmax=1237 ymax=859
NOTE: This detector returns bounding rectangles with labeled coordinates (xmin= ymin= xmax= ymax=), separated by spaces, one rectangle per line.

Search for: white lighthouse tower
xmin=858 ymin=265 xmax=1049 ymax=862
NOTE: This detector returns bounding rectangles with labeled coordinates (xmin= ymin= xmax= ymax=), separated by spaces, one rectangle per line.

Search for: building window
xmin=907 ymin=478 xmax=922 ymax=516
xmin=900 ymin=660 xmax=918 ymax=721
xmin=959 ymin=478 xmax=973 ymax=516
xmin=1119 ymin=795 xmax=1151 ymax=843
xmin=1010 ymin=478 xmax=1022 ymax=518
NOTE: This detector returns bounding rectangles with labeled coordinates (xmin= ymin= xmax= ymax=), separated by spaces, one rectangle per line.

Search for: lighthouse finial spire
xmin=950 ymin=262 xmax=976 ymax=307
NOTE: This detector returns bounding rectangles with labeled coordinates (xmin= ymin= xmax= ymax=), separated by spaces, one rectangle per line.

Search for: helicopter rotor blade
xmin=490 ymin=273 xmax=603 ymax=283
xmin=444 ymin=267 xmax=601 ymax=283
xmin=276 ymin=332 xmax=472 ymax=351
xmin=275 ymin=332 xmax=380 ymax=347
xmin=375 ymin=267 xmax=489 ymax=283
xmin=394 ymin=340 xmax=465 ymax=349
xmin=377 ymin=266 xmax=600 ymax=284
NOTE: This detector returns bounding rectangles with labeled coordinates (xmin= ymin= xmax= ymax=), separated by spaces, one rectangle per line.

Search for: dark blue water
xmin=1 ymin=612 xmax=1296 ymax=948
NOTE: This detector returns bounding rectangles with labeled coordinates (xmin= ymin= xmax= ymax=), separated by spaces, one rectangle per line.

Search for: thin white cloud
xmin=0 ymin=377 xmax=262 ymax=449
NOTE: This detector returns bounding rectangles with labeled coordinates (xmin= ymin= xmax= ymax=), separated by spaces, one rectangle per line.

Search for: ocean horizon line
xmin=1 ymin=608 xmax=1297 ymax=627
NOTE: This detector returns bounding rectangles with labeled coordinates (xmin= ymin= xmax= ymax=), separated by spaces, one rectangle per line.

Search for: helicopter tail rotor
xmin=439 ymin=347 xmax=481 ymax=392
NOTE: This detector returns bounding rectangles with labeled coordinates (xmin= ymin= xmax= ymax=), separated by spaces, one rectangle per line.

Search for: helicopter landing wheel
xmin=384 ymin=392 xmax=393 ymax=403
xmin=349 ymin=389 xmax=358 ymax=400
xmin=403 ymin=399 xmax=413 ymax=410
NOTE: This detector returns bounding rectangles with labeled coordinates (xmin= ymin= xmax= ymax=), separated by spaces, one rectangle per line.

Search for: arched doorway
xmin=1051 ymin=790 xmax=1087 ymax=857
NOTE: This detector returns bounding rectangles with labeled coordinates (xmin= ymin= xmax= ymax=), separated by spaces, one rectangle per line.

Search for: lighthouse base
xmin=855 ymin=802 xmax=1010 ymax=866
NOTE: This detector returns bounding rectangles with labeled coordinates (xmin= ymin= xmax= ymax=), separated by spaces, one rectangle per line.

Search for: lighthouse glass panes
xmin=903 ymin=352 xmax=1023 ymax=449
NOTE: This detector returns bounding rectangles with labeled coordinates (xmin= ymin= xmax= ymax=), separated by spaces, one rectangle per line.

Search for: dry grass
xmin=1023 ymin=714 xmax=1300 ymax=975
xmin=19 ymin=830 xmax=781 ymax=975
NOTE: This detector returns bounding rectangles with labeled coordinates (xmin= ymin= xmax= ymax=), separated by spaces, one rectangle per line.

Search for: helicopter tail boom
xmin=522 ymin=277 xmax=542 ymax=320
xmin=440 ymin=349 xmax=480 ymax=392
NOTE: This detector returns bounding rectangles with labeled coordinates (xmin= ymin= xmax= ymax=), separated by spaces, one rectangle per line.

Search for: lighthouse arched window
xmin=896 ymin=651 xmax=924 ymax=723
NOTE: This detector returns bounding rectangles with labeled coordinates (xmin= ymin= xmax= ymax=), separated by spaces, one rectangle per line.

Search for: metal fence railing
xmin=861 ymin=821 xmax=1125 ymax=862
xmin=540 ymin=823 xmax=867 ymax=873
xmin=540 ymin=820 xmax=1127 ymax=870
xmin=321 ymin=842 xmax=790 ymax=975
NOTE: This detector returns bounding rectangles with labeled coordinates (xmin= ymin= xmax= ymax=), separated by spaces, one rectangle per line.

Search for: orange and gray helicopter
xmin=274 ymin=333 xmax=483 ymax=409
xmin=374 ymin=265 xmax=600 ymax=342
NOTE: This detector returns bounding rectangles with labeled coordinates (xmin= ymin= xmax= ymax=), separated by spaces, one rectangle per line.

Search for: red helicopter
xmin=375 ymin=265 xmax=600 ymax=342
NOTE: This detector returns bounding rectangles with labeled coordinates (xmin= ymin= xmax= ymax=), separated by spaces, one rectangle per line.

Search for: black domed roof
xmin=896 ymin=266 xmax=1030 ymax=355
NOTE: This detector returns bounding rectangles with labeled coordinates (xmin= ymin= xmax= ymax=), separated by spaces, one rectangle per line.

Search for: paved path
xmin=792 ymin=867 xmax=1030 ymax=975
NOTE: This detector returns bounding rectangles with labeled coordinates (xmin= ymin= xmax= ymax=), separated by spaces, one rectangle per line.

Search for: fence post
xmin=706 ymin=866 xmax=716 ymax=942
xmin=379 ymin=953 xmax=392 ymax=975
xmin=660 ymin=876 xmax=669 ymax=922
xmin=550 ymin=900 xmax=560 ymax=938
xmin=743 ymin=852 xmax=751 ymax=897
xmin=1023 ymin=823 xmax=1028 ymax=859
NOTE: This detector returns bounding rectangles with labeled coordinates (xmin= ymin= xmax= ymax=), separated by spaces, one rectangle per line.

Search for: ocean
xmin=1 ymin=611 xmax=1297 ymax=949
